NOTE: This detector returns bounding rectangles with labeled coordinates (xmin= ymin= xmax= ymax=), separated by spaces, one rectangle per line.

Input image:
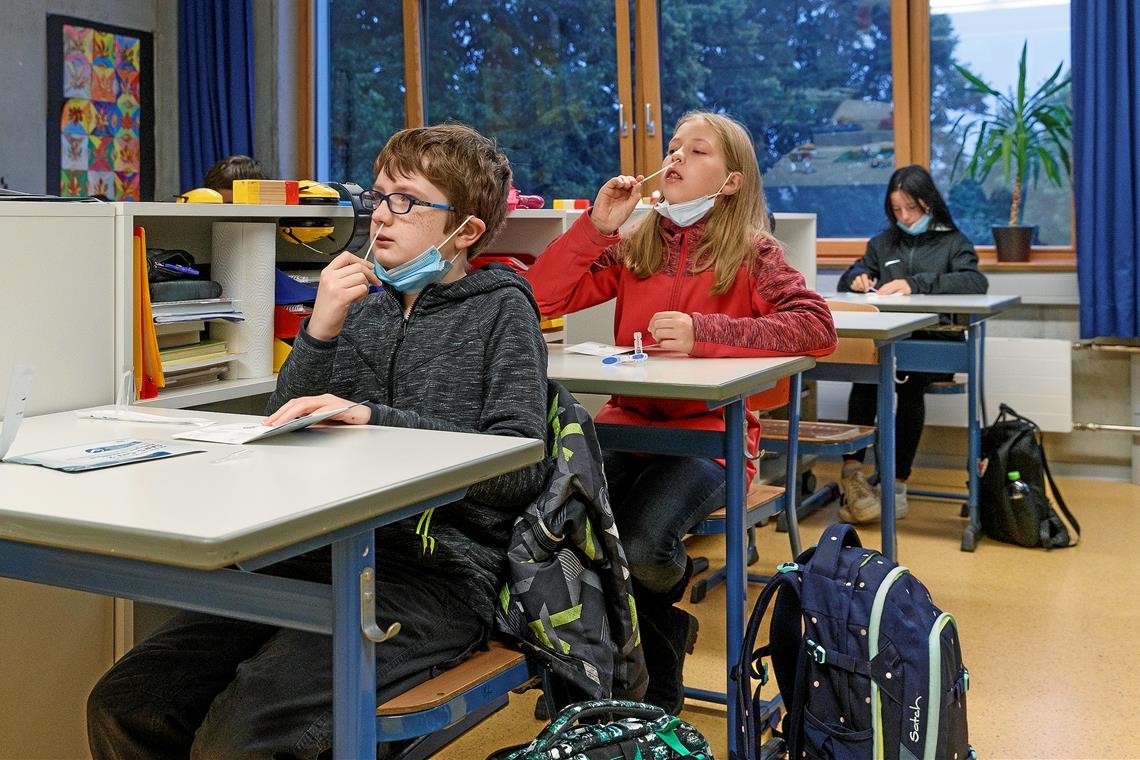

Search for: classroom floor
xmin=437 ymin=461 xmax=1140 ymax=759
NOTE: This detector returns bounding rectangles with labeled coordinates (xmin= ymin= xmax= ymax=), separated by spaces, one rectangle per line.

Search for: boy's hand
xmin=264 ymin=393 xmax=371 ymax=427
xmin=648 ymin=311 xmax=695 ymax=354
xmin=877 ymin=279 xmax=912 ymax=295
xmin=850 ymin=273 xmax=875 ymax=292
xmin=590 ymin=175 xmax=643 ymax=235
xmin=308 ymin=252 xmax=383 ymax=341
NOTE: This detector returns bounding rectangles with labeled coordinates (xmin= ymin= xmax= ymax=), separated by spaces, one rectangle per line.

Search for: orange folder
xmin=132 ymin=226 xmax=165 ymax=399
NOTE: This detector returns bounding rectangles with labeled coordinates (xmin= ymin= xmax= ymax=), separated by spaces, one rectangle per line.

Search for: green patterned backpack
xmin=488 ymin=699 xmax=712 ymax=760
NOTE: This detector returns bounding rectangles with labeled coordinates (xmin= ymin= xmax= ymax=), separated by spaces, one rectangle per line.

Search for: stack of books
xmin=152 ymin=298 xmax=244 ymax=324
xmin=159 ymin=338 xmax=237 ymax=389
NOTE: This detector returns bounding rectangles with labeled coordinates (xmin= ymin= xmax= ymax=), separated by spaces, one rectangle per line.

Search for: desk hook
xmin=359 ymin=567 xmax=401 ymax=644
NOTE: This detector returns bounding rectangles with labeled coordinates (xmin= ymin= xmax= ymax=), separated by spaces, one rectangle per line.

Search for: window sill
xmin=817 ymin=245 xmax=1076 ymax=273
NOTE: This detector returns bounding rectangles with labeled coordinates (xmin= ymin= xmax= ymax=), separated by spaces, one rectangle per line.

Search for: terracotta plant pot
xmin=991 ymin=225 xmax=1036 ymax=262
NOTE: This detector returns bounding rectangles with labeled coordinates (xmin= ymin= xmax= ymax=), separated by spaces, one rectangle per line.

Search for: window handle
xmin=619 ymin=103 xmax=629 ymax=137
xmin=645 ymin=103 xmax=657 ymax=137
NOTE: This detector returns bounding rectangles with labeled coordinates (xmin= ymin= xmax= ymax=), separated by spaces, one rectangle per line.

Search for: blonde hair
xmin=374 ymin=124 xmax=512 ymax=258
xmin=622 ymin=111 xmax=772 ymax=294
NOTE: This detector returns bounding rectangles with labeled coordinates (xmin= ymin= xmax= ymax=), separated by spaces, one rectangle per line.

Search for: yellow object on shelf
xmin=539 ymin=316 xmax=565 ymax=330
xmin=273 ymin=339 xmax=293 ymax=372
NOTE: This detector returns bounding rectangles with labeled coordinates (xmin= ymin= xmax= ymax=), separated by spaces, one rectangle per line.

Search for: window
xmin=421 ymin=1 xmax=622 ymax=202
xmin=325 ymin=0 xmax=407 ymax=188
xmin=929 ymin=0 xmax=1073 ymax=246
xmin=659 ymin=0 xmax=896 ymax=238
xmin=315 ymin=0 xmax=1075 ymax=258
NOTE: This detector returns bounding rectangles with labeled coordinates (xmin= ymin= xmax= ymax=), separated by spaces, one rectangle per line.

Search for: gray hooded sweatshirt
xmin=267 ymin=266 xmax=549 ymax=625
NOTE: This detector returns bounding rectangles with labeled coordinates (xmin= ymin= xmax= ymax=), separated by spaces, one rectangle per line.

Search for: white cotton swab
xmin=639 ymin=159 xmax=680 ymax=183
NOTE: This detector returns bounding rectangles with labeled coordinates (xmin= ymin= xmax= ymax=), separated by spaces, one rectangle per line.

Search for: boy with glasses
xmin=87 ymin=125 xmax=549 ymax=759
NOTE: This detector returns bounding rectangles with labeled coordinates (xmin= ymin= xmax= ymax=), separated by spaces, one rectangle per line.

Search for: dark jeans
xmin=87 ymin=557 xmax=486 ymax=760
xmin=603 ymin=451 xmax=726 ymax=594
xmin=845 ymin=371 xmax=953 ymax=481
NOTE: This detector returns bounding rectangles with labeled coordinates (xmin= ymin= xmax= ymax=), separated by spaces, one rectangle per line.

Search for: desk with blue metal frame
xmin=800 ymin=310 xmax=939 ymax=561
xmin=546 ymin=346 xmax=815 ymax=757
xmin=823 ymin=294 xmax=1021 ymax=552
xmin=0 ymin=407 xmax=543 ymax=760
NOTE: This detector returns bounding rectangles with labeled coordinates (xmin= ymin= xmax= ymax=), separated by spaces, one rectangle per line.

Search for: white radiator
xmin=816 ymin=337 xmax=1073 ymax=433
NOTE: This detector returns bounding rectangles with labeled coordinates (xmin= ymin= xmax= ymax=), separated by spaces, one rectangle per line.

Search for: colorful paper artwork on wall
xmin=47 ymin=15 xmax=154 ymax=201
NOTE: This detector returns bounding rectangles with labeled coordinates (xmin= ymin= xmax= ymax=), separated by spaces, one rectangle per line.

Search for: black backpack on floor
xmin=979 ymin=403 xmax=1079 ymax=549
xmin=735 ymin=524 xmax=973 ymax=760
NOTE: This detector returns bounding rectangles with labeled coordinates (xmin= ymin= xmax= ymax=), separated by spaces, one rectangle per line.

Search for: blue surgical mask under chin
xmin=897 ymin=213 xmax=932 ymax=236
xmin=370 ymin=215 xmax=473 ymax=293
xmin=654 ymin=175 xmax=731 ymax=227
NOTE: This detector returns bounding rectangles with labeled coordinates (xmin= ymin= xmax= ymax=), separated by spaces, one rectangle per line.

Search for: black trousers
xmin=87 ymin=553 xmax=487 ymax=760
xmin=844 ymin=371 xmax=952 ymax=482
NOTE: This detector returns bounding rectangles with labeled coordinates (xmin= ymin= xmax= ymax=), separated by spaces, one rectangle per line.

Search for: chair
xmin=375 ymin=640 xmax=539 ymax=759
xmin=765 ymin=300 xmax=881 ymax=531
xmin=688 ymin=301 xmax=883 ymax=602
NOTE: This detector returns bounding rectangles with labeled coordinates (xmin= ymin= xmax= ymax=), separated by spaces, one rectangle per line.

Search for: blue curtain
xmin=178 ymin=0 xmax=255 ymax=191
xmin=1074 ymin=0 xmax=1140 ymax=339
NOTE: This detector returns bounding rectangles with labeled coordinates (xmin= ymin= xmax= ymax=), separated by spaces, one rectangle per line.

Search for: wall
xmin=0 ymin=0 xmax=179 ymax=199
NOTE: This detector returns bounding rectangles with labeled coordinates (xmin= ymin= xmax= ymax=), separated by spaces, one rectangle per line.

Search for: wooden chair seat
xmin=926 ymin=379 xmax=967 ymax=394
xmin=761 ymin=420 xmax=877 ymax=445
xmin=690 ymin=484 xmax=785 ymax=534
xmin=375 ymin=640 xmax=526 ymax=716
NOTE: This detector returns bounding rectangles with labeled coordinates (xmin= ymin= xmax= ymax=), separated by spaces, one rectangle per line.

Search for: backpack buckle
xmin=777 ymin=562 xmax=800 ymax=574
xmin=806 ymin=638 xmax=827 ymax=665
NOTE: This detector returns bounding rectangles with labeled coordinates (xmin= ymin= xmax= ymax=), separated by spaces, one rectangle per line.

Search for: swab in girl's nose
xmin=640 ymin=158 xmax=680 ymax=183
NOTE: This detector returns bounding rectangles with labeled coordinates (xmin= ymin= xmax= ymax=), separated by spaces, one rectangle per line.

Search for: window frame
xmin=311 ymin=0 xmax=1075 ymax=266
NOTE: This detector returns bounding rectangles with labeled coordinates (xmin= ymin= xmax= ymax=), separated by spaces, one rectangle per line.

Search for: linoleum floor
xmin=436 ymin=463 xmax=1140 ymax=759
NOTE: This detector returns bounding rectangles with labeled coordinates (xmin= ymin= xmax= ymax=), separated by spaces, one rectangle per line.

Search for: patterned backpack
xmin=735 ymin=524 xmax=973 ymax=760
xmin=487 ymin=699 xmax=712 ymax=760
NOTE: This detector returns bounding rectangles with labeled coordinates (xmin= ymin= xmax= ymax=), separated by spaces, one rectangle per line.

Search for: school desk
xmin=546 ymin=346 xmax=815 ymax=756
xmin=0 ymin=407 xmax=543 ymax=759
xmin=823 ymin=293 xmax=1022 ymax=551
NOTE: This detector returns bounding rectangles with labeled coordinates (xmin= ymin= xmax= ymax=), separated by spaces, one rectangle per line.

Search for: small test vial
xmin=630 ymin=331 xmax=647 ymax=361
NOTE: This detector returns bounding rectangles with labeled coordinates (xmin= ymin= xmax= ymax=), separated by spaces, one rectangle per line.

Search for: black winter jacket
xmin=267 ymin=266 xmax=549 ymax=626
xmin=837 ymin=227 xmax=988 ymax=295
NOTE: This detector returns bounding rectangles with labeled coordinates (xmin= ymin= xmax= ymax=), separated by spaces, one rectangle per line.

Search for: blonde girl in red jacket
xmin=526 ymin=111 xmax=836 ymax=713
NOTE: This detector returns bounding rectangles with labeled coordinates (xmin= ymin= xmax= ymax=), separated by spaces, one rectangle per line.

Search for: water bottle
xmin=1006 ymin=471 xmax=1030 ymax=501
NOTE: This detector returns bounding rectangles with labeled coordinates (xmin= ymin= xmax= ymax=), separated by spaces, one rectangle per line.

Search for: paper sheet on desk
xmin=4 ymin=438 xmax=203 ymax=472
xmin=564 ymin=342 xmax=635 ymax=358
xmin=172 ymin=403 xmax=362 ymax=445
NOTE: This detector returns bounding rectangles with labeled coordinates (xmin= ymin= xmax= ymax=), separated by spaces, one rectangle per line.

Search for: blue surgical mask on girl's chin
xmin=373 ymin=216 xmax=472 ymax=293
xmin=897 ymin=213 xmax=932 ymax=236
xmin=654 ymin=176 xmax=731 ymax=227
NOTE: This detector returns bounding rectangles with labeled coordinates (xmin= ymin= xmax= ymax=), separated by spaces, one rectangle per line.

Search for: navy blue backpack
xmin=735 ymin=524 xmax=973 ymax=760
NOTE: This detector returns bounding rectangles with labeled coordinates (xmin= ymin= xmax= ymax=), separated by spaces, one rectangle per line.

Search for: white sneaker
xmin=838 ymin=466 xmax=881 ymax=524
xmin=892 ymin=481 xmax=909 ymax=520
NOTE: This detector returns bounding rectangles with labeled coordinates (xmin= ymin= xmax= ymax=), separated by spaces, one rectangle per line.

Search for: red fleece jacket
xmin=526 ymin=212 xmax=837 ymax=483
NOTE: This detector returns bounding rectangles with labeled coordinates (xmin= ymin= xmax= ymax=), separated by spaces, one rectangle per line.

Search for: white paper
xmin=4 ymin=438 xmax=203 ymax=472
xmin=76 ymin=408 xmax=214 ymax=426
xmin=0 ymin=365 xmax=34 ymax=459
xmin=564 ymin=342 xmax=634 ymax=358
xmin=172 ymin=403 xmax=361 ymax=445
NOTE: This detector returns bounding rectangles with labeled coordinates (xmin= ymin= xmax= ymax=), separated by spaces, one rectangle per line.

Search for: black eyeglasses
xmin=360 ymin=190 xmax=454 ymax=215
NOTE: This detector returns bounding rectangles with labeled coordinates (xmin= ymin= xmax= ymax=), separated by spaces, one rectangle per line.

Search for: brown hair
xmin=622 ymin=111 xmax=772 ymax=294
xmin=374 ymin=124 xmax=512 ymax=259
xmin=202 ymin=155 xmax=267 ymax=190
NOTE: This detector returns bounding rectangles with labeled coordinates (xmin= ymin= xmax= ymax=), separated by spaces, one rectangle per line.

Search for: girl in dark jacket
xmin=836 ymin=164 xmax=988 ymax=523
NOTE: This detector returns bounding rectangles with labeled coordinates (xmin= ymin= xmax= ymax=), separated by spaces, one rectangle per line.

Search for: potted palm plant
xmin=950 ymin=42 xmax=1072 ymax=262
